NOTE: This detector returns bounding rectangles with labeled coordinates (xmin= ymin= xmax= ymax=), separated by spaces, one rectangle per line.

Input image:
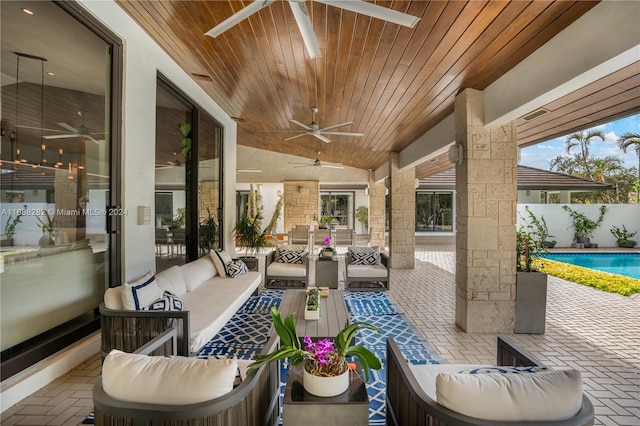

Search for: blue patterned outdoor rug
xmin=197 ymin=289 xmax=443 ymax=425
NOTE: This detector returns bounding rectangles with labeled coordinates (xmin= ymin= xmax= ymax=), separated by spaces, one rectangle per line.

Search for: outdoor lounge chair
xmin=345 ymin=247 xmax=389 ymax=291
xmin=386 ymin=336 xmax=595 ymax=426
xmin=264 ymin=247 xmax=310 ymax=289
xmin=93 ymin=329 xmax=280 ymax=426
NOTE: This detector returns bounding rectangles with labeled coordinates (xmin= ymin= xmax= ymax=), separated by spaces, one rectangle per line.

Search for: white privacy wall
xmin=516 ymin=204 xmax=640 ymax=248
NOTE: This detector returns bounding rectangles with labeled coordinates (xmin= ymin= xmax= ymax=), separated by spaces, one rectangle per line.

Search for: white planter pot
xmin=305 ymin=295 xmax=320 ymax=320
xmin=303 ymin=367 xmax=349 ymax=397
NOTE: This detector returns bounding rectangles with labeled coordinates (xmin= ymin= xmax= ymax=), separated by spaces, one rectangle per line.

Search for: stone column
xmin=283 ymin=181 xmax=319 ymax=231
xmin=454 ymin=88 xmax=517 ymax=333
xmin=388 ymin=153 xmax=415 ymax=269
xmin=368 ymin=174 xmax=386 ymax=248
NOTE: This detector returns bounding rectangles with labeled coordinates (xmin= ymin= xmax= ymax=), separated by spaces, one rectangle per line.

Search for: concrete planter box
xmin=515 ymin=271 xmax=548 ymax=334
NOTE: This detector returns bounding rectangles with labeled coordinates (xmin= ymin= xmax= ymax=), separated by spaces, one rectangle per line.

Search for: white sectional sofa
xmin=100 ymin=253 xmax=260 ymax=356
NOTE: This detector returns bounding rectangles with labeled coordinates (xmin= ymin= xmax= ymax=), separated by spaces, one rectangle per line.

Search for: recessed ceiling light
xmin=21 ymin=8 xmax=35 ymax=15
xmin=47 ymin=71 xmax=55 ymax=76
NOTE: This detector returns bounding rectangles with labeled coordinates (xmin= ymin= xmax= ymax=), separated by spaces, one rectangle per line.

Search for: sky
xmin=519 ymin=113 xmax=640 ymax=171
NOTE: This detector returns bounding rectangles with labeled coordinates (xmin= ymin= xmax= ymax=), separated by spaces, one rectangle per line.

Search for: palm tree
xmin=617 ymin=132 xmax=640 ymax=203
xmin=589 ymin=156 xmax=623 ymax=203
xmin=565 ymin=130 xmax=606 ymax=181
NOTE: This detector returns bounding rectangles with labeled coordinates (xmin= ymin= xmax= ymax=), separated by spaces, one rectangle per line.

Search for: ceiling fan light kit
xmin=261 ymin=106 xmax=363 ymax=143
xmin=289 ymin=150 xmax=344 ymax=169
xmin=205 ymin=0 xmax=420 ymax=58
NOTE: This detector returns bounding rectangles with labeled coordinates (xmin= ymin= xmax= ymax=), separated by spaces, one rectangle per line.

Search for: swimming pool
xmin=542 ymin=253 xmax=640 ymax=280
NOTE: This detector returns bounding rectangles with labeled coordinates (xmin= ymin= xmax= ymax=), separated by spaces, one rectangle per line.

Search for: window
xmin=319 ymin=192 xmax=354 ymax=227
xmin=0 ymin=0 xmax=121 ymax=380
xmin=415 ymin=192 xmax=453 ymax=232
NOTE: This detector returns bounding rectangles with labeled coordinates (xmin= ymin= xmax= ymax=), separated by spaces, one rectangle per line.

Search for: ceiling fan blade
xmin=317 ymin=121 xmax=354 ymax=132
xmin=15 ymin=125 xmax=67 ymax=133
xmin=260 ymin=129 xmax=304 ymax=134
xmin=284 ymin=133 xmax=309 ymax=142
xmin=205 ymin=0 xmax=276 ymax=38
xmin=321 ymin=131 xmax=365 ymax=137
xmin=43 ymin=133 xmax=77 ymax=140
xmin=84 ymin=135 xmax=100 ymax=144
xmin=313 ymin=133 xmax=333 ymax=143
xmin=290 ymin=119 xmax=312 ymax=130
xmin=316 ymin=0 xmax=420 ymax=28
xmin=58 ymin=122 xmax=78 ymax=133
xmin=289 ymin=1 xmax=321 ymax=58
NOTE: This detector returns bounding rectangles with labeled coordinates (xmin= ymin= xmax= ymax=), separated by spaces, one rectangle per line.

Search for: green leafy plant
xmin=247 ymin=306 xmax=382 ymax=381
xmin=234 ymin=189 xmax=283 ymax=256
xmin=516 ymin=228 xmax=546 ymax=272
xmin=199 ymin=207 xmax=218 ymax=252
xmin=306 ymin=288 xmax=320 ymax=311
xmin=162 ymin=207 xmax=186 ymax=230
xmin=610 ymin=225 xmax=637 ymax=248
xmin=312 ymin=213 xmax=334 ymax=229
xmin=36 ymin=210 xmax=56 ymax=239
xmin=522 ymin=206 xmax=556 ymax=247
xmin=355 ymin=206 xmax=369 ymax=231
xmin=561 ymin=205 xmax=608 ymax=241
xmin=179 ymin=123 xmax=191 ymax=159
xmin=3 ymin=206 xmax=25 ymax=239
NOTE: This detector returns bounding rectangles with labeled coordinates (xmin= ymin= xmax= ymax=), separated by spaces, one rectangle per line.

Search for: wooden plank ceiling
xmin=115 ymin=0 xmax=633 ymax=178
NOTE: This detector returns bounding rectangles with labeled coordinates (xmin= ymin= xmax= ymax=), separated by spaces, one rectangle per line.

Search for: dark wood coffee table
xmin=273 ymin=289 xmax=349 ymax=338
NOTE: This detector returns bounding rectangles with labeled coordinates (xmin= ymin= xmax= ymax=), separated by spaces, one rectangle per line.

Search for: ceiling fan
xmin=156 ymin=152 xmax=184 ymax=169
xmin=205 ymin=0 xmax=420 ymax=58
xmin=289 ymin=151 xmax=344 ymax=169
xmin=43 ymin=110 xmax=103 ymax=144
xmin=262 ymin=106 xmax=364 ymax=143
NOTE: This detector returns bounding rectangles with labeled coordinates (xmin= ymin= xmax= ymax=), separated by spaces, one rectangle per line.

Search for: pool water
xmin=542 ymin=253 xmax=640 ymax=280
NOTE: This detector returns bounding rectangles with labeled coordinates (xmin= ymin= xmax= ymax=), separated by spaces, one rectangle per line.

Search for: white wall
xmin=517 ymin=204 xmax=640 ymax=248
xmin=78 ymin=1 xmax=237 ymax=281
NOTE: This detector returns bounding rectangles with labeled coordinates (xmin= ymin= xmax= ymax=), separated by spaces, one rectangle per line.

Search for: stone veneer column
xmin=368 ymin=174 xmax=386 ymax=248
xmin=199 ymin=180 xmax=219 ymax=220
xmin=283 ymin=181 xmax=319 ymax=231
xmin=388 ymin=153 xmax=415 ymax=269
xmin=454 ymin=88 xmax=517 ymax=333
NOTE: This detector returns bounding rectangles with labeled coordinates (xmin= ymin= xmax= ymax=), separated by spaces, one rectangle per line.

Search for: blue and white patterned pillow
xmin=277 ymin=248 xmax=306 ymax=264
xmin=227 ymin=259 xmax=249 ymax=278
xmin=458 ymin=366 xmax=547 ymax=374
xmin=143 ymin=291 xmax=185 ymax=311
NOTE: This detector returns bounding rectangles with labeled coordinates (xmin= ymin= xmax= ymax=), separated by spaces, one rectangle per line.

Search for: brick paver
xmin=2 ymin=244 xmax=638 ymax=425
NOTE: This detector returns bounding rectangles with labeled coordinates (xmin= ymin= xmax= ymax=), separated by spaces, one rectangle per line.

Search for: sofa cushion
xmin=435 ymin=368 xmax=583 ymax=421
xmin=102 ymin=349 xmax=238 ymax=405
xmin=155 ymin=265 xmax=188 ymax=296
xmin=142 ymin=291 xmax=185 ymax=311
xmin=210 ymin=250 xmax=233 ymax=277
xmin=104 ymin=286 xmax=124 ymax=310
xmin=347 ymin=264 xmax=387 ymax=278
xmin=227 ymin=259 xmax=248 ymax=278
xmin=180 ymin=271 xmax=261 ymax=352
xmin=122 ymin=272 xmax=164 ymax=310
xmin=267 ymin=262 xmax=307 ymax=278
xmin=180 ymin=256 xmax=217 ymax=292
xmin=409 ymin=364 xmax=488 ymax=401
xmin=277 ymin=248 xmax=306 ymax=264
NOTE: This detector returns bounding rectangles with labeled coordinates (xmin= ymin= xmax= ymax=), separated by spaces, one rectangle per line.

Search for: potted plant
xmin=198 ymin=207 xmax=218 ymax=253
xmin=304 ymin=288 xmax=321 ymax=320
xmin=355 ymin=206 xmax=369 ymax=234
xmin=3 ymin=206 xmax=25 ymax=245
xmin=248 ymin=306 xmax=382 ymax=397
xmin=36 ymin=210 xmax=56 ymax=246
xmin=162 ymin=207 xmax=186 ymax=230
xmin=610 ymin=225 xmax=637 ymax=248
xmin=562 ymin=205 xmax=608 ymax=248
xmin=522 ymin=206 xmax=556 ymax=248
xmin=515 ymin=228 xmax=548 ymax=334
xmin=312 ymin=213 xmax=334 ymax=229
xmin=320 ymin=235 xmax=336 ymax=258
xmin=234 ymin=188 xmax=283 ymax=257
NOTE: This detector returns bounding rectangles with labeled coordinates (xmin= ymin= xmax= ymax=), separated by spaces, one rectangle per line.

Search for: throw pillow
xmin=227 ymin=259 xmax=249 ymax=278
xmin=210 ymin=249 xmax=233 ymax=277
xmin=121 ymin=272 xmax=164 ymax=310
xmin=143 ymin=291 xmax=185 ymax=311
xmin=351 ymin=250 xmax=379 ymax=265
xmin=102 ymin=350 xmax=238 ymax=405
xmin=458 ymin=365 xmax=547 ymax=374
xmin=277 ymin=248 xmax=306 ymax=264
